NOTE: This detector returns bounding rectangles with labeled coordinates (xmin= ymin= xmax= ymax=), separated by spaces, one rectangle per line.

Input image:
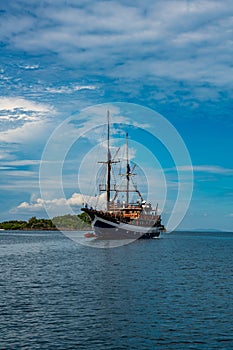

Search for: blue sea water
xmin=0 ymin=230 xmax=233 ymax=350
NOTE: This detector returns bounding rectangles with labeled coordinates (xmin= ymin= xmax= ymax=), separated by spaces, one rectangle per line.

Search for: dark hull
xmin=82 ymin=208 xmax=163 ymax=240
xmin=94 ymin=218 xmax=161 ymax=240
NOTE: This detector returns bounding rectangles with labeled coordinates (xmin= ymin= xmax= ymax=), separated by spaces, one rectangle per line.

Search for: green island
xmin=0 ymin=213 xmax=91 ymax=231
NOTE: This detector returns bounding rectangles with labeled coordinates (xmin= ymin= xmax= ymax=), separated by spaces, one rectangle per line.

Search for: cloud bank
xmin=1 ymin=0 xmax=233 ymax=86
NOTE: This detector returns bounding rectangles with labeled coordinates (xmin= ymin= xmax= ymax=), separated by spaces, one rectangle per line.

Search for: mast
xmin=106 ymin=110 xmax=111 ymax=210
xmin=98 ymin=111 xmax=118 ymax=210
xmin=126 ymin=132 xmax=129 ymax=206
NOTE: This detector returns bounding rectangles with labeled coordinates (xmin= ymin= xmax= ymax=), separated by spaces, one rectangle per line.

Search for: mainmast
xmin=106 ymin=110 xmax=111 ymax=210
xmin=98 ymin=111 xmax=119 ymax=210
xmin=126 ymin=132 xmax=130 ymax=206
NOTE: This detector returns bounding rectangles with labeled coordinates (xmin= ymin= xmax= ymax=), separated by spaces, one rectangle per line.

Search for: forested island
xmin=0 ymin=213 xmax=91 ymax=231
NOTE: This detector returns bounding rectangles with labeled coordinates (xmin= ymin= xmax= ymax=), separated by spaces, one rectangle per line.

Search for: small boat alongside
xmin=84 ymin=232 xmax=96 ymax=238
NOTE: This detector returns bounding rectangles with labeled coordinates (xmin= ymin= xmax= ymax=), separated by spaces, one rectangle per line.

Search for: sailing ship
xmin=81 ymin=111 xmax=165 ymax=239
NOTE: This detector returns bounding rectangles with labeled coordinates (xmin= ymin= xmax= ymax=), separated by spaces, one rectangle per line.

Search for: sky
xmin=0 ymin=0 xmax=233 ymax=231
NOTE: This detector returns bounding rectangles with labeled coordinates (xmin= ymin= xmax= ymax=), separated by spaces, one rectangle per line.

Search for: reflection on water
xmin=63 ymin=230 xmax=162 ymax=248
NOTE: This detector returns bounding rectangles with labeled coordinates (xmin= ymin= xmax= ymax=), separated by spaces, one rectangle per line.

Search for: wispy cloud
xmin=168 ymin=165 xmax=233 ymax=175
xmin=0 ymin=159 xmax=41 ymax=166
xmin=19 ymin=64 xmax=39 ymax=70
xmin=46 ymin=84 xmax=96 ymax=94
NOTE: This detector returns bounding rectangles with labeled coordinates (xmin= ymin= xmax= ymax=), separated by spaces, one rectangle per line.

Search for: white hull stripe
xmin=93 ymin=215 xmax=160 ymax=234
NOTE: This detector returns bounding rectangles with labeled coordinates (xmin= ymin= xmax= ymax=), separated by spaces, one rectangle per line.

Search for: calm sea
xmin=0 ymin=230 xmax=233 ymax=350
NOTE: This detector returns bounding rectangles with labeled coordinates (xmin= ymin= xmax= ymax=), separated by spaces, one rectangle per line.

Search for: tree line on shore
xmin=0 ymin=213 xmax=91 ymax=231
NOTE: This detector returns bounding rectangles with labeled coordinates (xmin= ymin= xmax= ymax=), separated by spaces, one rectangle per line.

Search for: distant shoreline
xmin=0 ymin=214 xmax=92 ymax=231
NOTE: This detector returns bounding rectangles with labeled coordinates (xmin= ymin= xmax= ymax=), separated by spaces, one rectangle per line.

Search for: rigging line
xmin=112 ymin=146 xmax=120 ymax=161
xmin=131 ymin=177 xmax=138 ymax=192
xmin=84 ymin=121 xmax=107 ymax=207
xmin=97 ymin=162 xmax=108 ymax=209
xmin=93 ymin=124 xmax=107 ymax=207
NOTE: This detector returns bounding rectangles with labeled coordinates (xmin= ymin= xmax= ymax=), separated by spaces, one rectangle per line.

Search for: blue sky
xmin=0 ymin=0 xmax=233 ymax=231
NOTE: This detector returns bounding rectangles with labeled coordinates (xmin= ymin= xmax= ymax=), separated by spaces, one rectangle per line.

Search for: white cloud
xmin=0 ymin=159 xmax=41 ymax=166
xmin=172 ymin=165 xmax=233 ymax=175
xmin=0 ymin=97 xmax=56 ymax=143
xmin=18 ymin=63 xmax=39 ymax=70
xmin=46 ymin=85 xmax=96 ymax=94
xmin=0 ymin=97 xmax=52 ymax=114
xmin=0 ymin=119 xmax=51 ymax=143
xmin=18 ymin=197 xmax=66 ymax=210
xmin=17 ymin=192 xmax=106 ymax=213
